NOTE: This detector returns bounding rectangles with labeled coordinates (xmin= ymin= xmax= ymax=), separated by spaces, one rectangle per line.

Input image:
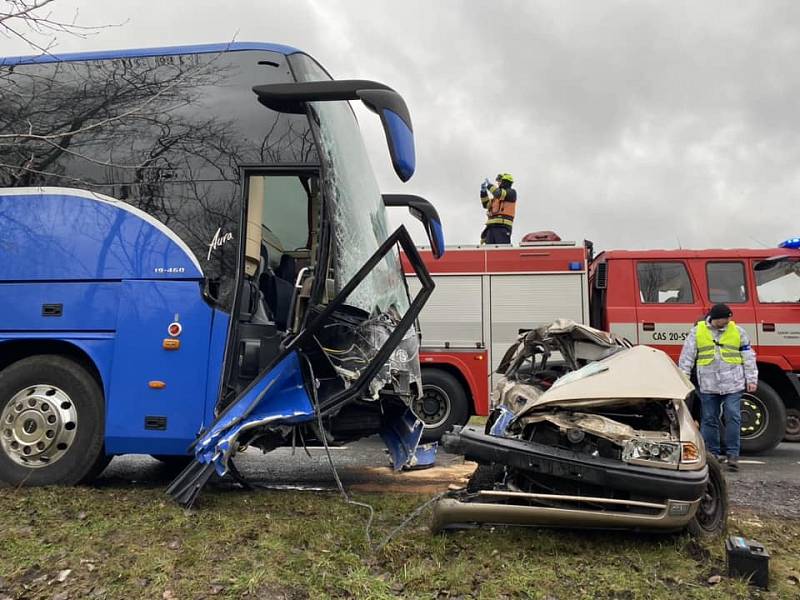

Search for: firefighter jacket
xmin=480 ymin=184 xmax=517 ymax=228
xmin=678 ymin=319 xmax=758 ymax=394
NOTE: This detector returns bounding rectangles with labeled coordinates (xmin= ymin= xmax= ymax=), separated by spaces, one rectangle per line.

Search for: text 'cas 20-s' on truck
xmin=0 ymin=42 xmax=446 ymax=503
xmin=404 ymin=239 xmax=800 ymax=453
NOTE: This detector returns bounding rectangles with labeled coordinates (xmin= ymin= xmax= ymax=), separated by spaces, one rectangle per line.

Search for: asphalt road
xmin=97 ymin=437 xmax=800 ymax=514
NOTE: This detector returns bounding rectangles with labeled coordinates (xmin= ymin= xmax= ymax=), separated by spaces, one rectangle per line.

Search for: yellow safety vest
xmin=695 ymin=320 xmax=743 ymax=366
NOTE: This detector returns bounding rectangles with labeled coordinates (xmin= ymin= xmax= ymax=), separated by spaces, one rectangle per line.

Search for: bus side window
xmin=636 ymin=262 xmax=695 ymax=304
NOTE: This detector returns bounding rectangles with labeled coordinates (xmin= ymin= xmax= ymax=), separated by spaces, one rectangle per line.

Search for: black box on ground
xmin=725 ymin=536 xmax=769 ymax=589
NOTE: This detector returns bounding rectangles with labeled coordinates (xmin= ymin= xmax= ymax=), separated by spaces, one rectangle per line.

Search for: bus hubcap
xmin=1 ymin=385 xmax=77 ymax=468
xmin=414 ymin=385 xmax=451 ymax=429
xmin=739 ymin=394 xmax=767 ymax=440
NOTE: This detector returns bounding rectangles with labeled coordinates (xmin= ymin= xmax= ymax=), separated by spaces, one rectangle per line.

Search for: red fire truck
xmin=403 ymin=238 xmax=800 ymax=453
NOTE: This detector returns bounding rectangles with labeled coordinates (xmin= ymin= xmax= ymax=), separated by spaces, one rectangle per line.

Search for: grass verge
xmin=0 ymin=485 xmax=798 ymax=599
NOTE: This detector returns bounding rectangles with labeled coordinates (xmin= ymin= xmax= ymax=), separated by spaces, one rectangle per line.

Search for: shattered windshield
xmin=288 ymin=54 xmax=409 ymax=317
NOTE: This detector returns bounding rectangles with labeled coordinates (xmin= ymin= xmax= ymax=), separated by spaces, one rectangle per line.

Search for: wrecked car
xmin=433 ymin=320 xmax=728 ymax=537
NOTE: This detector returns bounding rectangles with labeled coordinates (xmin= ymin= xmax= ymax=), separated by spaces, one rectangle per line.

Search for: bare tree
xmin=0 ymin=0 xmax=117 ymax=55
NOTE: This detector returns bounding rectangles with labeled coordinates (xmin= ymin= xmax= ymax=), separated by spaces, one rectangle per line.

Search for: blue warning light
xmin=779 ymin=237 xmax=800 ymax=250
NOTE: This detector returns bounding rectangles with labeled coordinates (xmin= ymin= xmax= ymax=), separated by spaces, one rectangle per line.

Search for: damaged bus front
xmin=0 ymin=44 xmax=443 ymax=500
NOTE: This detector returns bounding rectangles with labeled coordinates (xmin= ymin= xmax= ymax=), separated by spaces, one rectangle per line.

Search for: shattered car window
xmin=549 ymin=361 xmax=609 ymax=389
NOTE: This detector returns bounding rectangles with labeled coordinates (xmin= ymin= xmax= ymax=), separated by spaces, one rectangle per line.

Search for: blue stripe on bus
xmin=0 ymin=41 xmax=302 ymax=66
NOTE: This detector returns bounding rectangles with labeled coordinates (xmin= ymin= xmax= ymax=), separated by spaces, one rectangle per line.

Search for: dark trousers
xmin=483 ymin=224 xmax=512 ymax=245
xmin=698 ymin=391 xmax=742 ymax=458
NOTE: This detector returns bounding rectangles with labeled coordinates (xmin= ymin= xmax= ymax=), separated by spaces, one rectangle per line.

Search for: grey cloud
xmin=2 ymin=0 xmax=798 ymax=251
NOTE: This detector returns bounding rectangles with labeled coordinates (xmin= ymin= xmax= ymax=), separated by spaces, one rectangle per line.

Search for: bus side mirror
xmin=383 ymin=194 xmax=445 ymax=259
xmin=253 ymin=80 xmax=416 ymax=182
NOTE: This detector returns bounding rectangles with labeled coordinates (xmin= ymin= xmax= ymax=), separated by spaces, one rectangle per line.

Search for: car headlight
xmin=622 ymin=439 xmax=681 ymax=465
xmin=680 ymin=441 xmax=700 ymax=464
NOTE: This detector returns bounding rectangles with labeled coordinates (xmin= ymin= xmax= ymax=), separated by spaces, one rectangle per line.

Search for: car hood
xmin=516 ymin=345 xmax=694 ymax=417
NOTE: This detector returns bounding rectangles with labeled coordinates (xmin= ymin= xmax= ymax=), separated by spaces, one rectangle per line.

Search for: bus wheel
xmin=0 ymin=356 xmax=105 ymax=486
xmin=416 ymin=369 xmax=469 ymax=443
xmin=784 ymin=408 xmax=800 ymax=443
xmin=739 ymin=381 xmax=786 ymax=454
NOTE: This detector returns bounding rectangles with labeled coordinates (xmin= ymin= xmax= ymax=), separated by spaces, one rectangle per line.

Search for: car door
xmin=751 ymin=257 xmax=800 ymax=370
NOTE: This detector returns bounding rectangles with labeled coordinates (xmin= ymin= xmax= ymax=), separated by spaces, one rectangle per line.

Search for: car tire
xmin=0 ymin=355 xmax=106 ymax=486
xmin=687 ymin=455 xmax=728 ymax=539
xmin=783 ymin=408 xmax=800 ymax=443
xmin=415 ymin=369 xmax=469 ymax=443
xmin=740 ymin=381 xmax=786 ymax=454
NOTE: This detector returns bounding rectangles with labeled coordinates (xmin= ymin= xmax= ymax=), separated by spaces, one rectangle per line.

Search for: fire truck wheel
xmin=0 ymin=355 xmax=106 ymax=486
xmin=783 ymin=408 xmax=800 ymax=443
xmin=687 ymin=454 xmax=728 ymax=539
xmin=739 ymin=381 xmax=786 ymax=454
xmin=417 ymin=369 xmax=469 ymax=443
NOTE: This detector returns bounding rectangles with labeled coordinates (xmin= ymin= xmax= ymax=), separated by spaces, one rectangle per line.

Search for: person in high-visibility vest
xmin=479 ymin=173 xmax=516 ymax=245
xmin=678 ymin=303 xmax=758 ymax=471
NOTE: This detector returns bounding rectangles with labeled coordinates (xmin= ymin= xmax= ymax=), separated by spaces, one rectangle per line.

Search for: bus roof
xmin=0 ymin=41 xmax=302 ymax=66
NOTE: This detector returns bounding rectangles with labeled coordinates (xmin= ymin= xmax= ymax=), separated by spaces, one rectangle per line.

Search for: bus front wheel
xmin=0 ymin=355 xmax=106 ymax=486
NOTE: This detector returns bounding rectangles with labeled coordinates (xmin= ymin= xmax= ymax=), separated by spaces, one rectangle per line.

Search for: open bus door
xmin=168 ymin=80 xmax=443 ymax=506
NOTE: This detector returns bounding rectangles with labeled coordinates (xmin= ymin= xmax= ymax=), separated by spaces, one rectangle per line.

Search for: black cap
xmin=709 ymin=303 xmax=733 ymax=320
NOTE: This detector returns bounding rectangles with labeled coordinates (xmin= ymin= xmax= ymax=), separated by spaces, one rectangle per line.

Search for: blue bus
xmin=0 ymin=42 xmax=444 ymax=503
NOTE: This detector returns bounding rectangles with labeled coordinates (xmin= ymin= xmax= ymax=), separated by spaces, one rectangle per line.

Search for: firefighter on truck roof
xmin=480 ymin=172 xmax=516 ymax=245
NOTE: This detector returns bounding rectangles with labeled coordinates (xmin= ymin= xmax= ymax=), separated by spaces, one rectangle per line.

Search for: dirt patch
xmin=728 ymin=479 xmax=800 ymax=518
xmin=347 ymin=462 xmax=477 ymax=493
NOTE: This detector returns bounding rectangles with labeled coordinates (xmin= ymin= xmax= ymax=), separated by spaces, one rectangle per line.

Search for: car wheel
xmin=414 ymin=369 xmax=469 ymax=443
xmin=784 ymin=408 xmax=800 ymax=443
xmin=0 ymin=356 xmax=106 ymax=486
xmin=687 ymin=455 xmax=728 ymax=538
xmin=739 ymin=381 xmax=786 ymax=454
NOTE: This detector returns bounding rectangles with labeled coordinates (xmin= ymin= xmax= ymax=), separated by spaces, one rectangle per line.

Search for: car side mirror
xmin=382 ymin=194 xmax=445 ymax=259
xmin=252 ymin=80 xmax=415 ymax=182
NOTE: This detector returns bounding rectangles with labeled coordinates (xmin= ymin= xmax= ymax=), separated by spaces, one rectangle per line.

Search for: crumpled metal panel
xmin=522 ymin=410 xmax=674 ymax=444
xmin=193 ymin=351 xmax=314 ymax=475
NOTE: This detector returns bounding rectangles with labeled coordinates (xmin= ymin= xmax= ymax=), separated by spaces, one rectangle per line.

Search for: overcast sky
xmin=3 ymin=0 xmax=799 ymax=251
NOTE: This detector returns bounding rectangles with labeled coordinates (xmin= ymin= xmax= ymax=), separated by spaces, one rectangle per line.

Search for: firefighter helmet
xmin=499 ymin=173 xmax=514 ymax=183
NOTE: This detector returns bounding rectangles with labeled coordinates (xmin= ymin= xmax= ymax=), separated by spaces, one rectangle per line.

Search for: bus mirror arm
xmin=253 ymin=80 xmax=416 ymax=182
xmin=382 ymin=194 xmax=445 ymax=259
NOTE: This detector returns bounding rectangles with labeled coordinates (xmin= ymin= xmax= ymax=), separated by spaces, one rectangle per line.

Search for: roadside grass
xmin=1 ymin=485 xmax=798 ymax=599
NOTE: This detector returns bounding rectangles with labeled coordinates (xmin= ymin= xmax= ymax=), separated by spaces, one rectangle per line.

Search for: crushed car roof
xmin=521 ymin=345 xmax=694 ymax=410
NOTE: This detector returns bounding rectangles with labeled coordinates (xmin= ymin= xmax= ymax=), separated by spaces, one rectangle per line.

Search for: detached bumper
xmin=431 ymin=493 xmax=700 ymax=532
xmin=434 ymin=426 xmax=708 ymax=532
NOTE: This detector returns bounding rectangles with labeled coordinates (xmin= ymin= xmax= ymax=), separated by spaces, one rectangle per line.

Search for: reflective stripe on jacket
xmin=481 ymin=185 xmax=516 ymax=228
xmin=695 ymin=320 xmax=743 ymax=366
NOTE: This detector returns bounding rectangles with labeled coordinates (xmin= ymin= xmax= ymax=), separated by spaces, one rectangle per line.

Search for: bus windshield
xmin=289 ymin=54 xmax=409 ymax=318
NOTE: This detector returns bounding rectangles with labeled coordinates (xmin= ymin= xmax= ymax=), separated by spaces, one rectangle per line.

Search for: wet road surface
xmin=97 ymin=438 xmax=800 ymax=514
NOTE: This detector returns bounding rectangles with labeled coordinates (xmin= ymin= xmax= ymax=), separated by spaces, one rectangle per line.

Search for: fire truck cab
xmin=405 ymin=240 xmax=800 ymax=454
xmin=591 ymin=247 xmax=800 ymax=453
